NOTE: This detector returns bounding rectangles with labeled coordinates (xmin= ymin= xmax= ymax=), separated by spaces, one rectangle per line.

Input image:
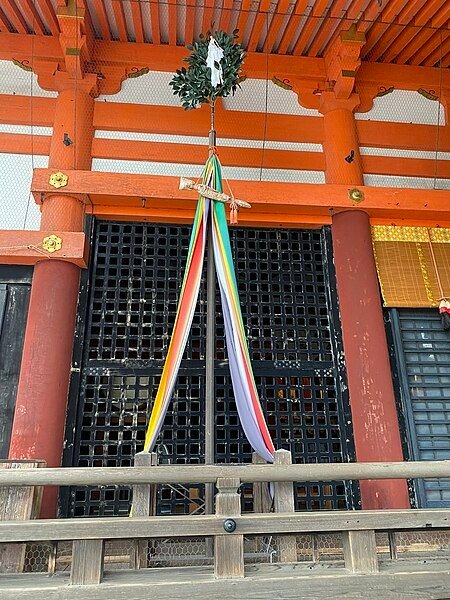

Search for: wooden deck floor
xmin=1 ymin=558 xmax=449 ymax=600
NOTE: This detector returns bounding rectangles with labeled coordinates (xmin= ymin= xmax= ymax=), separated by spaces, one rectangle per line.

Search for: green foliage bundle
xmin=169 ymin=30 xmax=245 ymax=110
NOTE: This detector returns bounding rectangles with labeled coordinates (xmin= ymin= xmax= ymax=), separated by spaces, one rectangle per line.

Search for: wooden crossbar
xmin=0 ymin=509 xmax=448 ymax=543
xmin=0 ymin=460 xmax=449 ymax=487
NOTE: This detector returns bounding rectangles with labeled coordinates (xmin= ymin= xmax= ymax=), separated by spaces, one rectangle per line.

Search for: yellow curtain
xmin=372 ymin=226 xmax=450 ymax=307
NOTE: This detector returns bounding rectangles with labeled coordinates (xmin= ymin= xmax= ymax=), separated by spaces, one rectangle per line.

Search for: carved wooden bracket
xmin=324 ymin=26 xmax=365 ymax=100
xmin=12 ymin=0 xmax=128 ymax=98
xmin=272 ymin=25 xmax=372 ymax=114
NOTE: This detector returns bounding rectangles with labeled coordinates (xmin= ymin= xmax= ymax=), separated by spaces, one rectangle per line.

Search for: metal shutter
xmin=391 ymin=309 xmax=450 ymax=507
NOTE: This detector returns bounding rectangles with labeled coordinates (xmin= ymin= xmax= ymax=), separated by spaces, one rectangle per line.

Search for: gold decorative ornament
xmin=42 ymin=235 xmax=62 ymax=253
xmin=348 ymin=188 xmax=364 ymax=203
xmin=417 ymin=88 xmax=438 ymax=102
xmin=49 ymin=172 xmax=68 ymax=189
xmin=12 ymin=58 xmax=32 ymax=72
xmin=271 ymin=76 xmax=293 ymax=91
xmin=376 ymin=86 xmax=394 ymax=98
xmin=127 ymin=67 xmax=150 ymax=79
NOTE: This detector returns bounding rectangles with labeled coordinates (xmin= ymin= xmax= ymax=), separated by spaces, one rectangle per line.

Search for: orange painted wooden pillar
xmin=320 ymin=92 xmax=410 ymax=509
xmin=8 ymin=77 xmax=95 ymax=517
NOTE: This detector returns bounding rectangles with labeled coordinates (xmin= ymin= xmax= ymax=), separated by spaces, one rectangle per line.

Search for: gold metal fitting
xmin=42 ymin=234 xmax=62 ymax=253
xmin=348 ymin=188 xmax=364 ymax=203
xmin=49 ymin=172 xmax=68 ymax=189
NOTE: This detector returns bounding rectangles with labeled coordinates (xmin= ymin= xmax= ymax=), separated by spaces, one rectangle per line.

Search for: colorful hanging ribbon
xmin=143 ymin=154 xmax=274 ymax=463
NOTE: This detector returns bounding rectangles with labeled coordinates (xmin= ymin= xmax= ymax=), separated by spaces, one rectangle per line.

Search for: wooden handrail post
xmin=342 ymin=530 xmax=379 ymax=573
xmin=0 ymin=460 xmax=46 ymax=574
xmin=131 ymin=451 xmax=158 ymax=568
xmin=214 ymin=477 xmax=244 ymax=579
xmin=273 ymin=449 xmax=297 ymax=562
xmin=252 ymin=453 xmax=272 ymax=513
xmin=133 ymin=452 xmax=158 ymax=516
xmin=70 ymin=539 xmax=104 ymax=585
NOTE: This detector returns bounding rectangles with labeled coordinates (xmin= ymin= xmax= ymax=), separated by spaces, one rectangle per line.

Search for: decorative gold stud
xmin=348 ymin=188 xmax=364 ymax=203
xmin=49 ymin=172 xmax=68 ymax=189
xmin=42 ymin=235 xmax=62 ymax=253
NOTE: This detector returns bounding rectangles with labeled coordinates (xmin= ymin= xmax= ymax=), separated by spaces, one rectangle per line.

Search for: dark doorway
xmin=0 ymin=266 xmax=32 ymax=458
xmin=63 ymin=222 xmax=358 ymax=516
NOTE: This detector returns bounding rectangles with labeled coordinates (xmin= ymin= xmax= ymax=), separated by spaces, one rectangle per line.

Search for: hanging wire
xmin=74 ymin=1 xmax=79 ymax=171
xmin=22 ymin=0 xmax=37 ymax=229
xmin=433 ymin=28 xmax=444 ymax=190
xmin=258 ymin=11 xmax=269 ymax=182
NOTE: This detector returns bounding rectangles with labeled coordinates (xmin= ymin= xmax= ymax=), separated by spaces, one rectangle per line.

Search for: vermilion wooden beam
xmin=0 ymin=230 xmax=88 ymax=267
xmin=219 ymin=0 xmax=233 ymax=34
xmin=36 ymin=0 xmax=60 ymax=36
xmin=184 ymin=0 xmax=195 ymax=46
xmin=236 ymin=0 xmax=252 ymax=44
xmin=292 ymin=12 xmax=322 ymax=55
xmin=3 ymin=0 xmax=28 ymax=33
xmin=3 ymin=131 xmax=449 ymax=180
xmin=265 ymin=0 xmax=290 ymax=53
xmin=0 ymin=96 xmax=55 ymax=126
xmin=364 ymin=0 xmax=421 ymax=60
xmin=367 ymin=23 xmax=405 ymax=63
xmin=90 ymin=137 xmax=325 ymax=169
xmin=201 ymin=0 xmax=214 ymax=40
xmin=130 ymin=0 xmax=144 ymax=44
xmin=31 ymin=168 xmax=450 ymax=224
xmin=0 ymin=7 xmax=11 ymax=31
xmin=94 ymin=101 xmax=325 ymax=142
xmin=398 ymin=0 xmax=428 ymax=25
xmin=0 ymin=132 xmax=51 ymax=154
xmin=112 ymin=0 xmax=128 ymax=42
xmin=308 ymin=0 xmax=348 ymax=57
xmin=1 ymin=94 xmax=449 ymax=153
xmin=149 ymin=0 xmax=161 ymax=44
xmin=394 ymin=28 xmax=437 ymax=64
xmin=431 ymin=3 xmax=450 ymax=28
xmin=423 ymin=34 xmax=450 ymax=67
xmin=277 ymin=0 xmax=309 ymax=55
xmin=414 ymin=0 xmax=443 ymax=26
xmin=92 ymin=0 xmax=111 ymax=40
xmin=410 ymin=30 xmax=450 ymax=66
xmin=356 ymin=3 xmax=380 ymax=34
xmin=21 ymin=0 xmax=47 ymax=35
xmin=93 ymin=102 xmax=450 ymax=152
xmin=247 ymin=0 xmax=271 ymax=52
xmin=168 ymin=0 xmax=177 ymax=46
xmin=376 ymin=24 xmax=422 ymax=63
xmin=88 ymin=204 xmax=450 ymax=230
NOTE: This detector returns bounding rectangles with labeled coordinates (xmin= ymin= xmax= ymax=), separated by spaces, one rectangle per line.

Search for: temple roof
xmin=0 ymin=0 xmax=449 ymax=68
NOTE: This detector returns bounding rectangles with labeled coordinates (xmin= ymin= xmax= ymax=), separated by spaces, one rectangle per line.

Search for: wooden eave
xmin=0 ymin=0 xmax=449 ymax=68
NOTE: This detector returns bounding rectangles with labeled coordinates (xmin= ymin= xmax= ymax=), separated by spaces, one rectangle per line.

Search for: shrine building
xmin=0 ymin=0 xmax=449 ymax=524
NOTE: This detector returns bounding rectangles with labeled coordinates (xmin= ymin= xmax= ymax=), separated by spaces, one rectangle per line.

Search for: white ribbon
xmin=206 ymin=38 xmax=224 ymax=88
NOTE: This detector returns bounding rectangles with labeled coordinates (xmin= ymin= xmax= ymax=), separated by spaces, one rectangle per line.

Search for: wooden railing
xmin=0 ymin=454 xmax=449 ymax=585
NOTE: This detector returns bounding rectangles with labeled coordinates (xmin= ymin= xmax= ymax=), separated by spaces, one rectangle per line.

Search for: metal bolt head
xmin=223 ymin=519 xmax=237 ymax=533
xmin=42 ymin=234 xmax=62 ymax=253
xmin=348 ymin=188 xmax=364 ymax=203
xmin=49 ymin=172 xmax=68 ymax=189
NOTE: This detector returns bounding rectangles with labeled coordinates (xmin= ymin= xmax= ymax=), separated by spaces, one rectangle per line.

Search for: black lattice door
xmin=63 ymin=222 xmax=358 ymax=517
